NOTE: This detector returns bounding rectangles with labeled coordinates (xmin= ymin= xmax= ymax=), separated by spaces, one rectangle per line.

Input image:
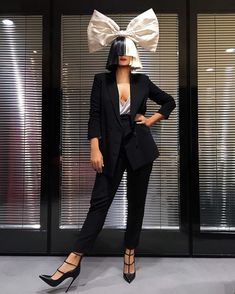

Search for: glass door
xmin=50 ymin=0 xmax=189 ymax=256
xmin=0 ymin=0 xmax=51 ymax=254
xmin=190 ymin=0 xmax=235 ymax=255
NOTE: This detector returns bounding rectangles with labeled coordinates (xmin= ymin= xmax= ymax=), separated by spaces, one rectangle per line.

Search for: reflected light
xmin=206 ymin=68 xmax=214 ymax=72
xmin=226 ymin=48 xmax=235 ymax=53
xmin=2 ymin=19 xmax=14 ymax=26
xmin=2 ymin=19 xmax=24 ymax=114
xmin=225 ymin=67 xmax=233 ymax=72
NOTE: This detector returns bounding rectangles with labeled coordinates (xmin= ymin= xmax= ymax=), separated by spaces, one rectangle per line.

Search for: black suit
xmin=71 ymin=71 xmax=176 ymax=254
xmin=87 ymin=70 xmax=176 ymax=177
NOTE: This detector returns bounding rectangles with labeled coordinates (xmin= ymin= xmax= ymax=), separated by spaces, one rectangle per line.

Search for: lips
xmin=120 ymin=58 xmax=127 ymax=61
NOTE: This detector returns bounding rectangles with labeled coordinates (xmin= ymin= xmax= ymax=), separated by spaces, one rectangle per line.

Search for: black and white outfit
xmin=71 ymin=8 xmax=176 ymax=254
xmin=39 ymin=8 xmax=176 ymax=291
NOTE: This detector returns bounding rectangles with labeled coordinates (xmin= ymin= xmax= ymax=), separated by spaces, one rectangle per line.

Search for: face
xmin=118 ymin=55 xmax=133 ymax=66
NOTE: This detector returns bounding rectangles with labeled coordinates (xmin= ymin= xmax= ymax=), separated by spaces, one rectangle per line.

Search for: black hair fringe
xmin=105 ymin=36 xmax=126 ymax=71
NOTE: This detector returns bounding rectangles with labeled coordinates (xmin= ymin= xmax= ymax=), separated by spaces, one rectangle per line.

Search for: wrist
xmin=146 ymin=117 xmax=154 ymax=127
xmin=149 ymin=113 xmax=164 ymax=125
xmin=90 ymin=137 xmax=100 ymax=151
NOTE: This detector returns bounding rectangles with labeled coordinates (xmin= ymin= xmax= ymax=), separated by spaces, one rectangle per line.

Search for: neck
xmin=115 ymin=66 xmax=131 ymax=81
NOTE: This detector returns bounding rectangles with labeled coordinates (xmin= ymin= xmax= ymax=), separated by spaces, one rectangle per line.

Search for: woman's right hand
xmin=90 ymin=148 xmax=104 ymax=173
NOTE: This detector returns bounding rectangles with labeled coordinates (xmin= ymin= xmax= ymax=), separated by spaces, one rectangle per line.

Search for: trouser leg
xmin=124 ymin=161 xmax=153 ymax=249
xmin=72 ymin=144 xmax=128 ymax=254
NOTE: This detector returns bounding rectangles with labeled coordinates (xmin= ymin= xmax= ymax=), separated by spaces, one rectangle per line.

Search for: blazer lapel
xmin=108 ymin=71 xmax=139 ymax=128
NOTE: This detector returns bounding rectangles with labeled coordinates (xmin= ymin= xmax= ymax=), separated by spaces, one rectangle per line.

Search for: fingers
xmin=135 ymin=114 xmax=146 ymax=124
xmin=136 ymin=117 xmax=149 ymax=125
xmin=96 ymin=162 xmax=103 ymax=173
xmin=136 ymin=119 xmax=145 ymax=124
xmin=135 ymin=113 xmax=144 ymax=120
xmin=91 ymin=159 xmax=104 ymax=173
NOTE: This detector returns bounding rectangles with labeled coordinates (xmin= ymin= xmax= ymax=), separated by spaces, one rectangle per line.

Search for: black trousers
xmin=72 ymin=114 xmax=153 ymax=254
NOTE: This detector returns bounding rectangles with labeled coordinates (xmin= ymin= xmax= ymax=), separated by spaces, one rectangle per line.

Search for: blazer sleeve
xmin=146 ymin=75 xmax=176 ymax=119
xmin=87 ymin=74 xmax=102 ymax=140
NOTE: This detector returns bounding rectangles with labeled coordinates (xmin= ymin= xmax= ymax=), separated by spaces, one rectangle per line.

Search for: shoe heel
xmin=65 ymin=276 xmax=76 ymax=293
xmin=65 ymin=263 xmax=81 ymax=293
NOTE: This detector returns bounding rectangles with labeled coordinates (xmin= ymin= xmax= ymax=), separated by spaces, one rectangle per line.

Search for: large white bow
xmin=87 ymin=8 xmax=159 ymax=53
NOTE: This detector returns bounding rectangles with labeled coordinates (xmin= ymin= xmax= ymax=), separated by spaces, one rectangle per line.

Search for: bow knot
xmin=87 ymin=8 xmax=159 ymax=53
xmin=116 ymin=30 xmax=130 ymax=37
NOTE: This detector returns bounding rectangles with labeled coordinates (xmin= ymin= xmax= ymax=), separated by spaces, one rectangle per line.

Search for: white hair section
xmin=125 ymin=37 xmax=142 ymax=70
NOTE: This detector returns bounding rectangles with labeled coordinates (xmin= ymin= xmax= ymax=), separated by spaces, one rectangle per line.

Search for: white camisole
xmin=119 ymin=96 xmax=131 ymax=114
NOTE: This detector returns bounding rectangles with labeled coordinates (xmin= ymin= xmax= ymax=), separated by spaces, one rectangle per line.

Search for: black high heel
xmin=39 ymin=251 xmax=83 ymax=293
xmin=123 ymin=249 xmax=136 ymax=283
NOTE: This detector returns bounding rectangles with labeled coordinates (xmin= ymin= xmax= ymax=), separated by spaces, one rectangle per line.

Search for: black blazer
xmin=87 ymin=71 xmax=176 ymax=177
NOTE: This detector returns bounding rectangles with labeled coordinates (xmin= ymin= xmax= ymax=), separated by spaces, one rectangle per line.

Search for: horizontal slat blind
xmin=61 ymin=13 xmax=179 ymax=229
xmin=0 ymin=16 xmax=42 ymax=229
xmin=198 ymin=14 xmax=235 ymax=231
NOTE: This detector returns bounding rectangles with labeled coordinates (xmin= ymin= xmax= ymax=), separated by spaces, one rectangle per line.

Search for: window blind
xmin=0 ymin=16 xmax=42 ymax=229
xmin=198 ymin=14 xmax=235 ymax=231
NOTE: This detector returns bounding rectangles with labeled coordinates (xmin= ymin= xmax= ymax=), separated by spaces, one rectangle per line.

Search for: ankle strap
xmin=72 ymin=251 xmax=83 ymax=256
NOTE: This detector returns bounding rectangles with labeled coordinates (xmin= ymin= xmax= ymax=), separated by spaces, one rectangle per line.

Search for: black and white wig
xmin=106 ymin=36 xmax=142 ymax=71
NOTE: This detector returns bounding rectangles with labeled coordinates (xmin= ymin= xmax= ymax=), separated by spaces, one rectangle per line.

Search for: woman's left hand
xmin=134 ymin=113 xmax=152 ymax=127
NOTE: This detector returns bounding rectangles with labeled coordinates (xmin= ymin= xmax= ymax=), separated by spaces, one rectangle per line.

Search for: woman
xmin=39 ymin=9 xmax=176 ymax=292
